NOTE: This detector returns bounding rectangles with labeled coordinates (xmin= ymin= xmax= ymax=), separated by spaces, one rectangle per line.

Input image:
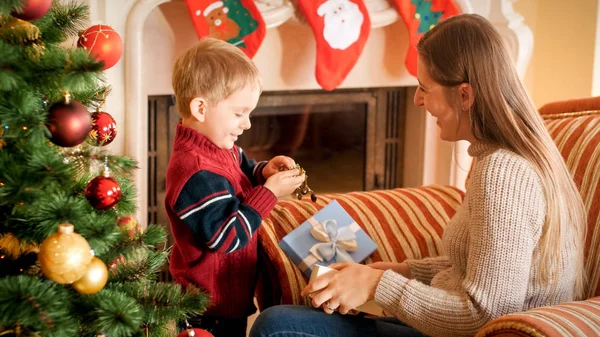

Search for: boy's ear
xmin=189 ymin=97 xmax=207 ymax=122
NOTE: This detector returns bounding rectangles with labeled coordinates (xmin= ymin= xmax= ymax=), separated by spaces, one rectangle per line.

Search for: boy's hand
xmin=263 ymin=156 xmax=296 ymax=179
xmin=264 ymin=169 xmax=305 ymax=199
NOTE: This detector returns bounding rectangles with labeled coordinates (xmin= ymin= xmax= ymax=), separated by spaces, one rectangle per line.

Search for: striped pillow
xmin=256 ymin=185 xmax=464 ymax=308
xmin=476 ymin=296 xmax=600 ymax=337
xmin=544 ymin=111 xmax=600 ymax=298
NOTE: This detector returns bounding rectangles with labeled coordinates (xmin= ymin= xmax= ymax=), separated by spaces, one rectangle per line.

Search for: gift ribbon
xmin=298 ymin=218 xmax=360 ymax=272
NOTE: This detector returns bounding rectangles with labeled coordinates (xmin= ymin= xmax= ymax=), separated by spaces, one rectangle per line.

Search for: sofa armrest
xmin=476 ymin=296 xmax=600 ymax=337
xmin=256 ymin=185 xmax=464 ymax=310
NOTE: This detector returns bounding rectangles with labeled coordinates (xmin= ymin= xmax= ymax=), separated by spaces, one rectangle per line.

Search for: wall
xmin=144 ymin=9 xmax=175 ymax=96
xmin=515 ymin=0 xmax=600 ymax=108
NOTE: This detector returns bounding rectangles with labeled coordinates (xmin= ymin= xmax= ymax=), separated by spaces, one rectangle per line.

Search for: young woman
xmin=249 ymin=13 xmax=586 ymax=337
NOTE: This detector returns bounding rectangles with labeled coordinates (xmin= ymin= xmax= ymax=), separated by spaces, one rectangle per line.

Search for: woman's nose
xmin=413 ymin=90 xmax=424 ymax=107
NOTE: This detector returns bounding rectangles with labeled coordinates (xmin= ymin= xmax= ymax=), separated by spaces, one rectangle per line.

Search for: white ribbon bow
xmin=309 ymin=219 xmax=358 ymax=263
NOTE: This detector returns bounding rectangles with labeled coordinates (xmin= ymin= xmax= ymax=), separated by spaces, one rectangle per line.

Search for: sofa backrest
xmin=256 ymin=99 xmax=600 ymax=309
xmin=542 ymin=109 xmax=600 ymax=298
xmin=257 ymin=185 xmax=464 ymax=308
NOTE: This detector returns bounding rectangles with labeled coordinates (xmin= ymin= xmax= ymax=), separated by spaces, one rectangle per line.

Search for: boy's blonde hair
xmin=172 ymin=37 xmax=262 ymax=118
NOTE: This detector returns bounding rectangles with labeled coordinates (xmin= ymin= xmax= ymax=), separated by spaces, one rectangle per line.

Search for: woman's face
xmin=413 ymin=58 xmax=475 ymax=143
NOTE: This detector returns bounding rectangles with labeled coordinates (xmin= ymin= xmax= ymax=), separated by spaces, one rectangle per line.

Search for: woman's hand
xmin=262 ymin=156 xmax=296 ymax=179
xmin=368 ymin=261 xmax=412 ymax=279
xmin=301 ymin=262 xmax=385 ymax=315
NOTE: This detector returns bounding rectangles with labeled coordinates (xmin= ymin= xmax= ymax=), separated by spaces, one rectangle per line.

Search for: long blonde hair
xmin=417 ymin=14 xmax=587 ymax=299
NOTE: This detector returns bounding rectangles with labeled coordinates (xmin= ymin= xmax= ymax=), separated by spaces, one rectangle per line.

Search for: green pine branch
xmin=35 ymin=1 xmax=89 ymax=44
xmin=106 ymin=249 xmax=169 ymax=283
xmin=74 ymin=288 xmax=144 ymax=337
xmin=0 ymin=275 xmax=79 ymax=337
xmin=0 ymin=0 xmax=23 ymax=17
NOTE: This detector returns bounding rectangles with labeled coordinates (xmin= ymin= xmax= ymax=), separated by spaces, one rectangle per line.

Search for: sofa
xmin=256 ymin=97 xmax=600 ymax=337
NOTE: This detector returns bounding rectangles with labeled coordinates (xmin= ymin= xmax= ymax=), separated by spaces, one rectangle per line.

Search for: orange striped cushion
xmin=476 ymin=296 xmax=600 ymax=337
xmin=256 ymin=185 xmax=464 ymax=308
xmin=543 ymin=111 xmax=600 ymax=298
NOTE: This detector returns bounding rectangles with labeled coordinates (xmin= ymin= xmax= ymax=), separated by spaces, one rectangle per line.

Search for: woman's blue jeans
xmin=249 ymin=305 xmax=427 ymax=337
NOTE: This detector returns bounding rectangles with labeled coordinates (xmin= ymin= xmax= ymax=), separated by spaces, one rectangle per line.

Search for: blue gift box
xmin=278 ymin=200 xmax=378 ymax=278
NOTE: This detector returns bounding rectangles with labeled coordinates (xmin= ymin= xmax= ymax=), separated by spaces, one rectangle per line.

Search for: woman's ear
xmin=189 ymin=97 xmax=207 ymax=122
xmin=458 ymin=83 xmax=474 ymax=111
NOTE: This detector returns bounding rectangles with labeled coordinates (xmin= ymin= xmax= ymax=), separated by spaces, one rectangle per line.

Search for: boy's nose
xmin=241 ymin=117 xmax=251 ymax=130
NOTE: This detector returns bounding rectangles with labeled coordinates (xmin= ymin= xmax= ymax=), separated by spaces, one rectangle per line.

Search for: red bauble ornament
xmin=77 ymin=25 xmax=123 ymax=70
xmin=85 ymin=175 xmax=121 ymax=210
xmin=176 ymin=328 xmax=213 ymax=337
xmin=11 ymin=0 xmax=53 ymax=21
xmin=46 ymin=100 xmax=92 ymax=147
xmin=88 ymin=111 xmax=117 ymax=146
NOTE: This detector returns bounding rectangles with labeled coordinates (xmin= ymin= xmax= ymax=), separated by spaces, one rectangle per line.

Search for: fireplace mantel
xmin=80 ymin=0 xmax=533 ymax=226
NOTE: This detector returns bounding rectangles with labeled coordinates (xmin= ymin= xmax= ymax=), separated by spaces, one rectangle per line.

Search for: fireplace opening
xmin=237 ymin=101 xmax=367 ymax=194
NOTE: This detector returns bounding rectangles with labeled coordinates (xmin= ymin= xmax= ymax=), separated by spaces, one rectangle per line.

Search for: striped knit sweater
xmin=165 ymin=123 xmax=277 ymax=318
xmin=374 ymin=142 xmax=578 ymax=337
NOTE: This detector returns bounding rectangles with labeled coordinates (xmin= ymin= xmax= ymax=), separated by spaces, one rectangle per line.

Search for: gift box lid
xmin=278 ymin=200 xmax=377 ymax=278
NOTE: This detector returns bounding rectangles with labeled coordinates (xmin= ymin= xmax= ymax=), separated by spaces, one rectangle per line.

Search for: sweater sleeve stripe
xmin=253 ymin=161 xmax=267 ymax=177
xmin=227 ymin=238 xmax=241 ymax=253
xmin=174 ymin=170 xmax=270 ymax=253
xmin=178 ymin=190 xmax=230 ymax=215
xmin=238 ymin=210 xmax=253 ymax=239
xmin=179 ymin=192 xmax=232 ymax=219
xmin=238 ymin=146 xmax=267 ymax=186
xmin=207 ymin=215 xmax=237 ymax=249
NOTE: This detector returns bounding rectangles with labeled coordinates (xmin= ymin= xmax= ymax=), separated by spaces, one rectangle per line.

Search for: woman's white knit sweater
xmin=374 ymin=142 xmax=578 ymax=337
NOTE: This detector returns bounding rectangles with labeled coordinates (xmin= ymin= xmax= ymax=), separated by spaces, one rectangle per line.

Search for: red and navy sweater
xmin=165 ymin=123 xmax=277 ymax=318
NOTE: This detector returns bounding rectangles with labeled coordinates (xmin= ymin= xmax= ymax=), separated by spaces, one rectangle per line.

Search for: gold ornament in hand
xmin=282 ymin=164 xmax=317 ymax=202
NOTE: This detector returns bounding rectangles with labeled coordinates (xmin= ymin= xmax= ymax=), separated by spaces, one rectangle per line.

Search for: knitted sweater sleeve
xmin=405 ymin=256 xmax=452 ymax=285
xmin=237 ymin=147 xmax=267 ymax=186
xmin=374 ymin=152 xmax=545 ymax=337
xmin=172 ymin=170 xmax=277 ymax=254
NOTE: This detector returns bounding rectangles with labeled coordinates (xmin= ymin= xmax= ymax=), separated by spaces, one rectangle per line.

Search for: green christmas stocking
xmin=185 ymin=0 xmax=266 ymax=58
xmin=393 ymin=0 xmax=461 ymax=76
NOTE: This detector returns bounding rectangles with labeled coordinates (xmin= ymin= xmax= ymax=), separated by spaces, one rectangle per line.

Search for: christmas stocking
xmin=393 ymin=0 xmax=461 ymax=77
xmin=184 ymin=0 xmax=266 ymax=58
xmin=296 ymin=0 xmax=371 ymax=91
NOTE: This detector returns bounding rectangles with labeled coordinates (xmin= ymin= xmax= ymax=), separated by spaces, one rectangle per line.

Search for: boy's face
xmin=202 ymin=85 xmax=260 ymax=150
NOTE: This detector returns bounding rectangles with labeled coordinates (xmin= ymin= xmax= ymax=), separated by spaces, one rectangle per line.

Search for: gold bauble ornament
xmin=37 ymin=223 xmax=93 ymax=284
xmin=281 ymin=164 xmax=317 ymax=202
xmin=72 ymin=257 xmax=108 ymax=294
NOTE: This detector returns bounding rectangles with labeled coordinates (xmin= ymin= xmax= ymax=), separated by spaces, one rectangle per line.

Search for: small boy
xmin=166 ymin=38 xmax=305 ymax=336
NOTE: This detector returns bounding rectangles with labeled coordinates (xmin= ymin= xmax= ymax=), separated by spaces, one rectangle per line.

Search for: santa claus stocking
xmin=393 ymin=0 xmax=461 ymax=76
xmin=184 ymin=0 xmax=266 ymax=58
xmin=296 ymin=0 xmax=371 ymax=91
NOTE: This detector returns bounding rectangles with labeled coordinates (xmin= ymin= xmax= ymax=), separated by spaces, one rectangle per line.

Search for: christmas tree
xmin=0 ymin=1 xmax=208 ymax=336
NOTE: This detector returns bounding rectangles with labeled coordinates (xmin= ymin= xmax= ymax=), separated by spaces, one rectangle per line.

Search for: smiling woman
xmin=248 ymin=13 xmax=587 ymax=337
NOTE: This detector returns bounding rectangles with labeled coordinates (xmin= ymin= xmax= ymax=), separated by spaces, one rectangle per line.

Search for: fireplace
xmin=147 ymin=87 xmax=407 ymax=245
xmin=90 ymin=0 xmax=534 ymax=226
